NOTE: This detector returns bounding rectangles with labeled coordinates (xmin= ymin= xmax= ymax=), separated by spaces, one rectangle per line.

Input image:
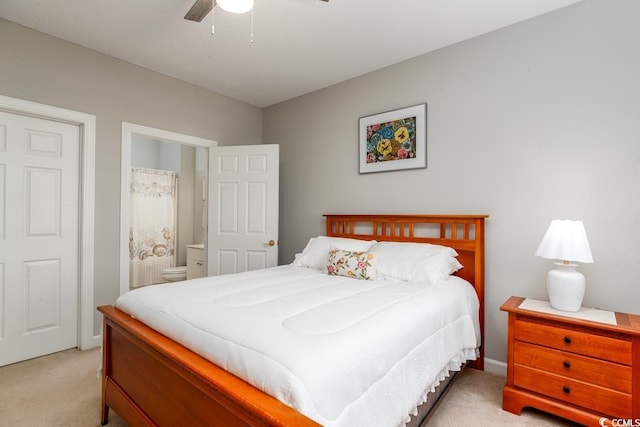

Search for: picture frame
xmin=359 ymin=103 xmax=427 ymax=174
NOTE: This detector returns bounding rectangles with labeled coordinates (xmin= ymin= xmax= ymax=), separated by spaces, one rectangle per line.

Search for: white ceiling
xmin=1 ymin=0 xmax=582 ymax=107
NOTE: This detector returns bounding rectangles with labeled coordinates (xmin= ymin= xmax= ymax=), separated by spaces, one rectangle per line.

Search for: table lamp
xmin=535 ymin=219 xmax=594 ymax=312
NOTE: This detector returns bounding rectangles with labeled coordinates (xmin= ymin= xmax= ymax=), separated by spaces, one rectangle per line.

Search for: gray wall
xmin=0 ymin=18 xmax=263 ymax=335
xmin=264 ymin=0 xmax=640 ymax=367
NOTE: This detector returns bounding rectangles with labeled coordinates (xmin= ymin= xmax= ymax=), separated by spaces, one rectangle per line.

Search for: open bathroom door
xmin=208 ymin=144 xmax=279 ymax=276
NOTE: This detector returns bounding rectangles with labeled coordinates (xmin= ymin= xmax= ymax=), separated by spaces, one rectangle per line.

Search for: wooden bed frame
xmin=99 ymin=214 xmax=487 ymax=426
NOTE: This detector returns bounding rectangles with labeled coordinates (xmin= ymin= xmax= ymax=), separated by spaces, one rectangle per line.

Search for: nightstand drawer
xmin=514 ymin=341 xmax=632 ymax=393
xmin=513 ymin=365 xmax=632 ymax=417
xmin=514 ymin=318 xmax=631 ymax=364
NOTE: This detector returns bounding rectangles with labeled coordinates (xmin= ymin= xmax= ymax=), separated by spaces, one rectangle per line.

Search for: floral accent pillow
xmin=326 ymin=249 xmax=376 ymax=280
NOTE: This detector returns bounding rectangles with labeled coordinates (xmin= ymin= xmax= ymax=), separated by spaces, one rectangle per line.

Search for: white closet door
xmin=0 ymin=111 xmax=79 ymax=366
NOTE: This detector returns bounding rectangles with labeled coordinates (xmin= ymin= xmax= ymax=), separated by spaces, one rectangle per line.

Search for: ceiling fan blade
xmin=184 ymin=0 xmax=327 ymax=22
xmin=184 ymin=0 xmax=214 ymax=22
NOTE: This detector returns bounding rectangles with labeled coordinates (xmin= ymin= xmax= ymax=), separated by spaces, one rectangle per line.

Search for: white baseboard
xmin=80 ymin=335 xmax=102 ymax=350
xmin=484 ymin=357 xmax=507 ymax=376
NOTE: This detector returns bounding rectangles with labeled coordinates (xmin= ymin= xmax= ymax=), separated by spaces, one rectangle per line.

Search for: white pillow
xmin=293 ymin=236 xmax=376 ymax=270
xmin=369 ymin=241 xmax=462 ymax=284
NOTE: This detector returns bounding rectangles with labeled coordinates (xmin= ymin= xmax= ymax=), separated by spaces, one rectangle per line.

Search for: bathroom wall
xmin=177 ymin=145 xmax=195 ymax=267
xmin=194 ymin=148 xmax=208 ymax=245
xmin=131 ymin=136 xmax=180 ymax=170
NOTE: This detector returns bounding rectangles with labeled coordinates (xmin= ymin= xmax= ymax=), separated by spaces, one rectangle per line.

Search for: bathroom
xmin=129 ymin=135 xmax=208 ymax=286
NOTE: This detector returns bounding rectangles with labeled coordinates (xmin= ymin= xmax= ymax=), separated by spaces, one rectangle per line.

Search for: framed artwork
xmin=359 ymin=103 xmax=427 ymax=174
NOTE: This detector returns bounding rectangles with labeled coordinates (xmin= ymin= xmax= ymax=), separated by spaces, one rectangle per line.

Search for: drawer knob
xmin=562 ymin=360 xmax=571 ymax=369
xmin=562 ymin=386 xmax=571 ymax=394
xmin=563 ymin=336 xmax=572 ymax=344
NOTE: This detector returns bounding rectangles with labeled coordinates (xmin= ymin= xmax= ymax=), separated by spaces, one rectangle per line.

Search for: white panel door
xmin=0 ymin=111 xmax=79 ymax=366
xmin=208 ymin=145 xmax=279 ymax=275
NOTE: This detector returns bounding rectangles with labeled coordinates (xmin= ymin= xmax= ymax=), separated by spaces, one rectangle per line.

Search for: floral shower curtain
xmin=129 ymin=168 xmax=178 ymax=288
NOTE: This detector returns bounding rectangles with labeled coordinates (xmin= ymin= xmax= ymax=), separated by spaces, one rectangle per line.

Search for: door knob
xmin=266 ymin=240 xmax=276 ymax=246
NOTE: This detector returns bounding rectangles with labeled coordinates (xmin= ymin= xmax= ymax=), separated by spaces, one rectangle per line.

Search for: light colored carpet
xmin=0 ymin=348 xmax=578 ymax=426
xmin=427 ymin=367 xmax=578 ymax=427
xmin=0 ymin=348 xmax=126 ymax=427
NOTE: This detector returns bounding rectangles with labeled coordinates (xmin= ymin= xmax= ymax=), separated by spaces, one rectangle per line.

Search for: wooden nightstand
xmin=501 ymin=296 xmax=640 ymax=425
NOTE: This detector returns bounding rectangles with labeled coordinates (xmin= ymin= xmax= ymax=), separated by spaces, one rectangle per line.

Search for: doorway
xmin=129 ymin=137 xmax=208 ymax=287
xmin=120 ymin=123 xmax=216 ymax=295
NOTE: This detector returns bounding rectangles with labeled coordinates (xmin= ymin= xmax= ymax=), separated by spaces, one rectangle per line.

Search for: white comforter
xmin=116 ymin=265 xmax=480 ymax=427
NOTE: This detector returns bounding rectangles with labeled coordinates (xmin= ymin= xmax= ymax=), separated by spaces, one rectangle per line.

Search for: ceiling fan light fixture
xmin=217 ymin=0 xmax=254 ymax=14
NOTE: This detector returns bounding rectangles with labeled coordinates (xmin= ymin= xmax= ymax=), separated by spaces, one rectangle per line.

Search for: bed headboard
xmin=324 ymin=213 xmax=488 ymax=370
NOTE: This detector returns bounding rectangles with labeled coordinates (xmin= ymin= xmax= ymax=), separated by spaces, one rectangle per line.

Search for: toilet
xmin=161 ymin=266 xmax=187 ymax=282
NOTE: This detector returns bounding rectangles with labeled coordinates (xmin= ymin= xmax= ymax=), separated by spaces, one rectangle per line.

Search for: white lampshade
xmin=535 ymin=220 xmax=594 ymax=312
xmin=217 ymin=0 xmax=254 ymax=14
xmin=535 ymin=220 xmax=593 ymax=263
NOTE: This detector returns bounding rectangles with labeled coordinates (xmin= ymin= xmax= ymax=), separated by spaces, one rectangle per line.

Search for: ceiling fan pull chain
xmin=211 ymin=7 xmax=215 ymax=35
xmin=250 ymin=8 xmax=254 ymax=43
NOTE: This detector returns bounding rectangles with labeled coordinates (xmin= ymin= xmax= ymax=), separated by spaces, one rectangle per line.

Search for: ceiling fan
xmin=185 ymin=0 xmax=329 ymax=22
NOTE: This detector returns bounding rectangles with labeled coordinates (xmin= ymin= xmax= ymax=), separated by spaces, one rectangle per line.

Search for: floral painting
xmin=365 ymin=117 xmax=416 ymax=163
xmin=359 ymin=104 xmax=427 ymax=173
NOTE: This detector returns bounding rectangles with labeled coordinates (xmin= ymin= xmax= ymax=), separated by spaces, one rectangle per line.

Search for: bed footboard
xmin=98 ymin=305 xmax=320 ymax=427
